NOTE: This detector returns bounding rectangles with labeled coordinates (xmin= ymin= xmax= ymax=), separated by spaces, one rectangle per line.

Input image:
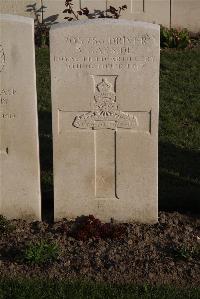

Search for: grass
xmin=23 ymin=241 xmax=59 ymax=265
xmin=159 ymin=48 xmax=200 ymax=212
xmin=36 ymin=48 xmax=200 ymax=219
xmin=0 ymin=279 xmax=199 ymax=299
xmin=0 ymin=215 xmax=15 ymax=233
xmin=171 ymin=244 xmax=200 ymax=261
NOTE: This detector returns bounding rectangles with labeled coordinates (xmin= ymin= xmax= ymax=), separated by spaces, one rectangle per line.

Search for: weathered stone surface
xmin=108 ymin=0 xmax=170 ymax=27
xmin=1 ymin=0 xmax=200 ymax=32
xmin=0 ymin=14 xmax=41 ymax=220
xmin=171 ymin=0 xmax=200 ymax=33
xmin=43 ymin=0 xmax=170 ymax=27
xmin=51 ymin=19 xmax=160 ymax=223
xmin=42 ymin=0 xmax=80 ymax=23
xmin=0 ymin=0 xmax=41 ymax=19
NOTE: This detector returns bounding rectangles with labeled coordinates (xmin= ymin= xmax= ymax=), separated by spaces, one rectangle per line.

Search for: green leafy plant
xmin=0 ymin=215 xmax=15 ymax=233
xmin=23 ymin=241 xmax=59 ymax=265
xmin=172 ymin=245 xmax=200 ymax=260
xmin=26 ymin=2 xmax=58 ymax=48
xmin=160 ymin=26 xmax=191 ymax=49
xmin=63 ymin=0 xmax=127 ymax=21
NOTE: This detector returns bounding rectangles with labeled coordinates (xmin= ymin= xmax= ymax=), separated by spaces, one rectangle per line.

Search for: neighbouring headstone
xmin=51 ymin=19 xmax=159 ymax=223
xmin=0 ymin=0 xmax=40 ymax=19
xmin=0 ymin=14 xmax=41 ymax=220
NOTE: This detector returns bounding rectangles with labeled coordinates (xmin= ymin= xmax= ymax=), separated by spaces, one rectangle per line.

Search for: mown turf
xmin=0 ymin=279 xmax=199 ymax=299
xmin=35 ymin=48 xmax=200 ymax=219
xmin=159 ymin=49 xmax=200 ymax=212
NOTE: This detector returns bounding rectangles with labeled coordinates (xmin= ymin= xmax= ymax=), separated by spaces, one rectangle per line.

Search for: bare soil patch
xmin=0 ymin=212 xmax=199 ymax=286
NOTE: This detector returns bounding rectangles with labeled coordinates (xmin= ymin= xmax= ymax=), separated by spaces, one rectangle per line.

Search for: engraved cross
xmin=72 ymin=75 xmax=139 ymax=200
xmin=59 ymin=75 xmax=150 ymax=200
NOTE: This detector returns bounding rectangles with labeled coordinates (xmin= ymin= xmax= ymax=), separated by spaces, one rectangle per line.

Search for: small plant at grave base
xmin=23 ymin=241 xmax=59 ymax=265
xmin=160 ymin=26 xmax=191 ymax=49
xmin=0 ymin=215 xmax=15 ymax=233
xmin=63 ymin=0 xmax=127 ymax=21
xmin=69 ymin=215 xmax=126 ymax=241
xmin=172 ymin=245 xmax=200 ymax=260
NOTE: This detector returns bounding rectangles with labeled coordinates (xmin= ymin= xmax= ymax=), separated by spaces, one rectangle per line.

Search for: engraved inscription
xmin=0 ymin=44 xmax=6 ymax=73
xmin=0 ymin=97 xmax=8 ymax=105
xmin=65 ymin=34 xmax=153 ymax=49
xmin=97 ymin=200 xmax=105 ymax=212
xmin=0 ymin=112 xmax=16 ymax=119
xmin=0 ymin=147 xmax=8 ymax=156
xmin=59 ymin=110 xmax=150 ymax=133
xmin=54 ymin=55 xmax=154 ymax=71
xmin=0 ymin=88 xmax=16 ymax=96
xmin=54 ymin=34 xmax=156 ymax=71
xmin=1 ymin=89 xmax=16 ymax=106
xmin=73 ymin=76 xmax=138 ymax=130
xmin=0 ymin=87 xmax=16 ymax=156
xmin=0 ymin=88 xmax=16 ymax=115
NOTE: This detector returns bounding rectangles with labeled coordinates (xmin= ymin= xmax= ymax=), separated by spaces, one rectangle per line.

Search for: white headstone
xmin=0 ymin=15 xmax=41 ymax=220
xmin=0 ymin=0 xmax=41 ymax=19
xmin=51 ymin=19 xmax=160 ymax=223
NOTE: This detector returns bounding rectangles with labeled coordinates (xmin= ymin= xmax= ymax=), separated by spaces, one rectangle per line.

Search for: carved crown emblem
xmin=96 ymin=79 xmax=112 ymax=93
xmin=95 ymin=78 xmax=116 ymax=103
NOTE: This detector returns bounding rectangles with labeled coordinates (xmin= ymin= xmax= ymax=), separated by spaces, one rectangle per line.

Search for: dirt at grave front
xmin=0 ymin=211 xmax=199 ymax=286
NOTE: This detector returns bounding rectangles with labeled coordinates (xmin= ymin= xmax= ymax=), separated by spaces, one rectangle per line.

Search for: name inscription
xmin=54 ymin=34 xmax=155 ymax=71
xmin=65 ymin=34 xmax=153 ymax=48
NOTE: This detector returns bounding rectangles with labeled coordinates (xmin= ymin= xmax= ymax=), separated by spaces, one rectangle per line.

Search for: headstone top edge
xmin=50 ymin=19 xmax=160 ymax=32
xmin=0 ymin=14 xmax=33 ymax=25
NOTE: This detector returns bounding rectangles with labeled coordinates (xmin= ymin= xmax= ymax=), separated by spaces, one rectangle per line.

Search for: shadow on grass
xmin=159 ymin=141 xmax=200 ymax=213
